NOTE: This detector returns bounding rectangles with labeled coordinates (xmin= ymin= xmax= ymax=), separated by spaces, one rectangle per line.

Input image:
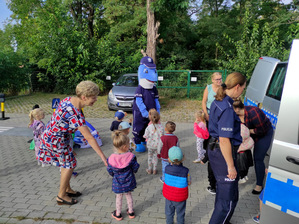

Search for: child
xmin=118 ymin=121 xmax=136 ymax=152
xmin=28 ymin=108 xmax=45 ymax=164
xmin=162 ymin=146 xmax=191 ymax=224
xmin=107 ymin=131 xmax=140 ymax=221
xmin=110 ymin=110 xmax=126 ymax=131
xmin=158 ymin=121 xmax=179 ymax=183
xmin=193 ymin=110 xmax=209 ymax=163
xmin=143 ymin=109 xmax=164 ymax=175
xmin=237 ymin=123 xmax=254 ymax=183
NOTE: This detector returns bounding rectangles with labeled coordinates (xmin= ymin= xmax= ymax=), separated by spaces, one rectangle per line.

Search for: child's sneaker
xmin=206 ymin=186 xmax=216 ymax=195
xmin=252 ymin=214 xmax=260 ymax=223
xmin=239 ymin=177 xmax=247 ymax=184
xmin=193 ymin=158 xmax=202 ymax=163
xmin=127 ymin=209 xmax=135 ymax=219
xmin=111 ymin=210 xmax=123 ymax=221
xmin=146 ymin=169 xmax=152 ymax=174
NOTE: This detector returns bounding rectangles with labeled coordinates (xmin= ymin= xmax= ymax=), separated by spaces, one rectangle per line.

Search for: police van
xmin=255 ymin=40 xmax=299 ymax=223
xmin=244 ymin=57 xmax=288 ymax=129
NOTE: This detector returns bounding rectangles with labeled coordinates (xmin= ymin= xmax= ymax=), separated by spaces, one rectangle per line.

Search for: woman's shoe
xmin=252 ymin=189 xmax=263 ymax=195
xmin=66 ymin=191 xmax=82 ymax=197
xmin=56 ymin=196 xmax=77 ymax=205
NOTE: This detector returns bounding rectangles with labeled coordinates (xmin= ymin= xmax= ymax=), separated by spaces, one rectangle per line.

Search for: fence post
xmin=187 ymin=71 xmax=191 ymax=98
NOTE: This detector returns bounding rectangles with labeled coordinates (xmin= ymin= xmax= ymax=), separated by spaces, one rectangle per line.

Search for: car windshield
xmin=115 ymin=75 xmax=138 ymax=87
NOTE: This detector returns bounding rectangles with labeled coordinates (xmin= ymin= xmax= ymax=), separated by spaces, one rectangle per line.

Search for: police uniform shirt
xmin=208 ymin=95 xmax=242 ymax=146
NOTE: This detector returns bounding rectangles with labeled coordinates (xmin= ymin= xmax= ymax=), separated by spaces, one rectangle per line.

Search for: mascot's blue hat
xmin=138 ymin=56 xmax=157 ymax=82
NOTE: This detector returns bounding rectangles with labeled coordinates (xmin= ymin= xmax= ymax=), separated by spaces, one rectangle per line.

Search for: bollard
xmin=0 ymin=93 xmax=10 ymax=120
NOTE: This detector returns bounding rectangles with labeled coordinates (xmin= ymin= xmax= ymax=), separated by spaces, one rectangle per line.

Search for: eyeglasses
xmin=214 ymin=78 xmax=222 ymax=81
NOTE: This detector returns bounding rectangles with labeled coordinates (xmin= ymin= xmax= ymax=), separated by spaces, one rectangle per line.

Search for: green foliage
xmin=1 ymin=0 xmax=298 ymax=95
xmin=216 ymin=8 xmax=287 ymax=79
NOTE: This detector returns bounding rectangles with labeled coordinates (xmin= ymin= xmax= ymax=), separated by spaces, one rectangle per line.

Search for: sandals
xmin=66 ymin=191 xmax=82 ymax=197
xmin=146 ymin=169 xmax=152 ymax=174
xmin=56 ymin=196 xmax=77 ymax=205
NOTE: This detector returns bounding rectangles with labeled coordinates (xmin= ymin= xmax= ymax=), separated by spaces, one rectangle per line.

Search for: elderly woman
xmin=202 ymin=72 xmax=223 ymax=121
xmin=208 ymin=72 xmax=246 ymax=223
xmin=233 ymin=99 xmax=273 ymax=195
xmin=38 ymin=80 xmax=107 ymax=205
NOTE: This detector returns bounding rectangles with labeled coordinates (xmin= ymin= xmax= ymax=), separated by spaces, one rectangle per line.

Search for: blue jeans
xmin=162 ymin=160 xmax=170 ymax=181
xmin=253 ymin=127 xmax=273 ymax=186
xmin=165 ymin=199 xmax=186 ymax=224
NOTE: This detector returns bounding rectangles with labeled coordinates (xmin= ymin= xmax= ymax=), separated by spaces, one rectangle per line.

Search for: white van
xmin=259 ymin=40 xmax=299 ymax=223
xmin=244 ymin=57 xmax=288 ymax=129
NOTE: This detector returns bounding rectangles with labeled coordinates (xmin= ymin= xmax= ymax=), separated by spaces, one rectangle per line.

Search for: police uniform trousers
xmin=208 ymin=144 xmax=239 ymax=224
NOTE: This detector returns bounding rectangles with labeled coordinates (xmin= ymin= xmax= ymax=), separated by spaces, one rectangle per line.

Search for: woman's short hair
xmin=76 ymin=81 xmax=99 ymax=98
xmin=215 ymin=72 xmax=246 ymax=101
xmin=211 ymin=72 xmax=222 ymax=80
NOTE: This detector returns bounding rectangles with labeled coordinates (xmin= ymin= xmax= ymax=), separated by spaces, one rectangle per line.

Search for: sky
xmin=0 ymin=0 xmax=294 ymax=31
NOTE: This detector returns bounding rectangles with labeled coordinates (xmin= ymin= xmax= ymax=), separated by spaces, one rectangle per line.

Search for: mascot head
xmin=138 ymin=56 xmax=158 ymax=89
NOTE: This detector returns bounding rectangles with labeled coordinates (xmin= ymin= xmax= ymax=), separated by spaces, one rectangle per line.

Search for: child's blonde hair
xmin=149 ymin=108 xmax=160 ymax=124
xmin=195 ymin=110 xmax=205 ymax=122
xmin=28 ymin=108 xmax=45 ymax=127
xmin=165 ymin=121 xmax=176 ymax=133
xmin=111 ymin=130 xmax=130 ymax=149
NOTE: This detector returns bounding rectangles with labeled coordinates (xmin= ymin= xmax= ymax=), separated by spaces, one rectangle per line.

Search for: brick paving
xmin=0 ymin=113 xmax=260 ymax=224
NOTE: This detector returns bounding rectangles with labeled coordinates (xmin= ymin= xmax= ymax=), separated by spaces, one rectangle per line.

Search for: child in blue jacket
xmin=107 ymin=131 xmax=140 ymax=221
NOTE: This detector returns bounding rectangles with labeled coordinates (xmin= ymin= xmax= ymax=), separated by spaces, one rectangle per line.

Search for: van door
xmin=260 ymin=40 xmax=299 ymax=224
xmin=260 ymin=63 xmax=288 ymax=129
xmin=244 ymin=57 xmax=281 ymax=107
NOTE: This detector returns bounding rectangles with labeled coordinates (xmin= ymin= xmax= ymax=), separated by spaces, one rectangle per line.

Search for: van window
xmin=266 ymin=63 xmax=288 ymax=101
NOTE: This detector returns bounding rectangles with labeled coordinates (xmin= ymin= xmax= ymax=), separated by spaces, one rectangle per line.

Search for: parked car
xmin=260 ymin=40 xmax=299 ymax=223
xmin=107 ymin=73 xmax=138 ymax=111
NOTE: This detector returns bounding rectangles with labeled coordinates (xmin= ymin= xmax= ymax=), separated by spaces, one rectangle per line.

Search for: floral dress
xmin=38 ymin=97 xmax=86 ymax=168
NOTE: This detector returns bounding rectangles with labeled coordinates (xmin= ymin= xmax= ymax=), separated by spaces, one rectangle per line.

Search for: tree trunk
xmin=146 ymin=0 xmax=160 ymax=64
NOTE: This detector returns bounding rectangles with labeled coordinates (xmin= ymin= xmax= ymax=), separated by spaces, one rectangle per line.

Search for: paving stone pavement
xmin=0 ymin=113 xmax=260 ymax=224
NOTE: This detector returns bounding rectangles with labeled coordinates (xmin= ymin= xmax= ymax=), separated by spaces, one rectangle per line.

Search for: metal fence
xmin=156 ymin=70 xmax=227 ymax=98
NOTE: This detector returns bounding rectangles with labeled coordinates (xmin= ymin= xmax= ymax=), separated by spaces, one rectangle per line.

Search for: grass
xmin=5 ymin=92 xmax=203 ymax=123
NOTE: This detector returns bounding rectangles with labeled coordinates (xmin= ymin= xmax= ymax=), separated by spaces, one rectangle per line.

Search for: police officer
xmin=208 ymin=72 xmax=247 ymax=224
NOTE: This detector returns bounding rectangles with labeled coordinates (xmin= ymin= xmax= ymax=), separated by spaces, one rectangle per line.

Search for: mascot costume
xmin=132 ymin=53 xmax=160 ymax=152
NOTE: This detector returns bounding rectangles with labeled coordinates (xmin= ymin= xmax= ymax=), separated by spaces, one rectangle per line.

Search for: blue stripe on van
xmin=260 ymin=108 xmax=278 ymax=129
xmin=263 ymin=172 xmax=299 ymax=217
xmin=244 ymin=97 xmax=277 ymax=129
xmin=244 ymin=97 xmax=258 ymax=107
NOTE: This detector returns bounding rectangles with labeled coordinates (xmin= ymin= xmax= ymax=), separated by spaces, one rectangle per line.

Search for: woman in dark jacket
xmin=233 ymin=99 xmax=273 ymax=194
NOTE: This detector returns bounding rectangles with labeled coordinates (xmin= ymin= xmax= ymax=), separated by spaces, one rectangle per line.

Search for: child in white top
xmin=143 ymin=108 xmax=164 ymax=175
xmin=193 ymin=110 xmax=209 ymax=163
xmin=28 ymin=108 xmax=45 ymax=164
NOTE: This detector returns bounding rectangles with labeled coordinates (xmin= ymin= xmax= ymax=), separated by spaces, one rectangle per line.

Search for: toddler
xmin=110 ymin=110 xmax=126 ymax=131
xmin=28 ymin=108 xmax=45 ymax=164
xmin=158 ymin=121 xmax=179 ymax=183
xmin=237 ymin=123 xmax=254 ymax=183
xmin=193 ymin=110 xmax=209 ymax=163
xmin=118 ymin=121 xmax=136 ymax=152
xmin=143 ymin=109 xmax=164 ymax=175
xmin=107 ymin=131 xmax=140 ymax=221
xmin=162 ymin=146 xmax=191 ymax=224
